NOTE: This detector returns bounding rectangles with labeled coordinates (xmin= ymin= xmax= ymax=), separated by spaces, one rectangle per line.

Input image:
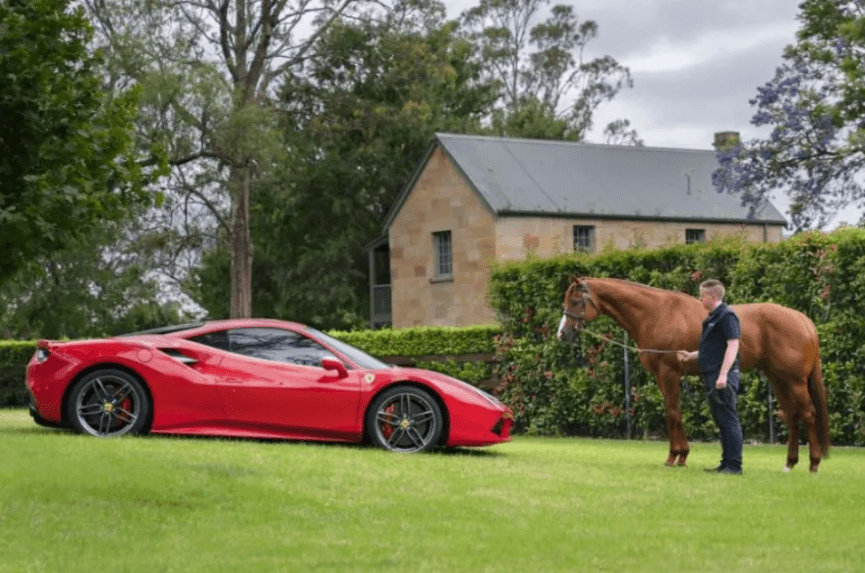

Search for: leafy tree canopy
xmin=0 ymin=0 xmax=145 ymax=283
xmin=714 ymin=0 xmax=865 ymax=231
xmin=461 ymin=0 xmax=639 ymax=142
xmin=0 ymin=220 xmax=190 ymax=340
xmin=192 ymin=0 xmax=497 ymax=328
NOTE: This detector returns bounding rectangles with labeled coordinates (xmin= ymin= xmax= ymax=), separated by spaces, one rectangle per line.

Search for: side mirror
xmin=321 ymin=357 xmax=348 ymax=378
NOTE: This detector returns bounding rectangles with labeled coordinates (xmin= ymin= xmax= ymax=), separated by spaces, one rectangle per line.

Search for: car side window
xmin=228 ymin=328 xmax=334 ymax=367
xmin=189 ymin=330 xmax=230 ymax=351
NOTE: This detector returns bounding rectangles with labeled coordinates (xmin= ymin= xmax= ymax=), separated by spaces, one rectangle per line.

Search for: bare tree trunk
xmin=230 ymin=165 xmax=253 ymax=318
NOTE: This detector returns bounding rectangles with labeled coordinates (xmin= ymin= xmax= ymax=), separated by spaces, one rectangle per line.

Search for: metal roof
xmin=385 ymin=133 xmax=786 ymax=228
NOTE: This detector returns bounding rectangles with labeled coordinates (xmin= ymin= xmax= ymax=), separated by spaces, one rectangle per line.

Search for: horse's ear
xmin=570 ymin=275 xmax=583 ymax=286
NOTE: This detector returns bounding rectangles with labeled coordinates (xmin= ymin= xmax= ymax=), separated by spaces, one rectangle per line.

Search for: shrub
xmin=489 ymin=228 xmax=865 ymax=445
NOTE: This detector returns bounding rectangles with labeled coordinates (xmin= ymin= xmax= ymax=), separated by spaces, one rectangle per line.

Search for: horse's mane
xmin=580 ymin=277 xmax=695 ymax=299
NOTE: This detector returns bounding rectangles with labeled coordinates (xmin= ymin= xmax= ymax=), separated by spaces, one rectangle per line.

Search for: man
xmin=677 ymin=279 xmax=743 ymax=475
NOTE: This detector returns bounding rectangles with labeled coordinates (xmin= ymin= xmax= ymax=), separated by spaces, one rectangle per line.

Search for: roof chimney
xmin=713 ymin=131 xmax=741 ymax=151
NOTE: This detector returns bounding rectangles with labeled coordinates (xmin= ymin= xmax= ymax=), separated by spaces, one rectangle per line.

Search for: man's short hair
xmin=699 ymin=279 xmax=726 ymax=300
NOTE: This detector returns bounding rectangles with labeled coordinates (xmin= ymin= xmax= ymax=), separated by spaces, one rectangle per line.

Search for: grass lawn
xmin=1 ymin=407 xmax=863 ymax=573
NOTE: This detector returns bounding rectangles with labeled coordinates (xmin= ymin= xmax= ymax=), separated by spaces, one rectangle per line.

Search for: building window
xmin=573 ymin=226 xmax=595 ymax=253
xmin=685 ymin=229 xmax=706 ymax=244
xmin=433 ymin=231 xmax=452 ymax=278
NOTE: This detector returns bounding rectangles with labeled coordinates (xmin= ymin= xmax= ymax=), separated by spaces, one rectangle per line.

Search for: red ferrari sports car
xmin=25 ymin=319 xmax=512 ymax=452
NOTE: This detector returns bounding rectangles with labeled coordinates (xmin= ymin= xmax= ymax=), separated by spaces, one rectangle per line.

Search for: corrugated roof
xmin=425 ymin=133 xmax=786 ymax=225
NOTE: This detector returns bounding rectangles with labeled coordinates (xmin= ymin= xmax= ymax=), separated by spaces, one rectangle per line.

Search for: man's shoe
xmin=704 ymin=464 xmax=725 ymax=472
xmin=718 ymin=466 xmax=742 ymax=475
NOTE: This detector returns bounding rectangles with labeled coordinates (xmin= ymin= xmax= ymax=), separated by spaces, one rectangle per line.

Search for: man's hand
xmin=677 ymin=350 xmax=696 ymax=362
xmin=715 ymin=377 xmax=727 ymax=390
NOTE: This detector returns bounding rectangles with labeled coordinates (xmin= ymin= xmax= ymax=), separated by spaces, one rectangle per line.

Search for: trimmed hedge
xmin=489 ymin=228 xmax=865 ymax=446
xmin=330 ymin=325 xmax=499 ymax=357
xmin=331 ymin=325 xmax=501 ymax=385
xmin=0 ymin=341 xmax=37 ymax=407
xmin=0 ymin=326 xmax=502 ymax=407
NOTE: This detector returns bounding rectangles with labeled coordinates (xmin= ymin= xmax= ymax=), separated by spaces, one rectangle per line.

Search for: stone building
xmin=369 ymin=133 xmax=786 ymax=328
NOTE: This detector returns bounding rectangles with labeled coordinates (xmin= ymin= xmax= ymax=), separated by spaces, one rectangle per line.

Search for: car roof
xmin=117 ymin=322 xmax=207 ymax=336
xmin=118 ymin=319 xmax=310 ymax=338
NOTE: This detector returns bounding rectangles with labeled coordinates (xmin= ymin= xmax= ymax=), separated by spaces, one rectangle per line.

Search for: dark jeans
xmin=704 ymin=372 xmax=743 ymax=469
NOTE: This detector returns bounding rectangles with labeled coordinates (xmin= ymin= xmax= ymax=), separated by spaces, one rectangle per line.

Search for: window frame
xmin=197 ymin=327 xmax=337 ymax=368
xmin=685 ymin=228 xmax=706 ymax=244
xmin=573 ymin=225 xmax=596 ymax=253
xmin=433 ymin=230 xmax=453 ymax=280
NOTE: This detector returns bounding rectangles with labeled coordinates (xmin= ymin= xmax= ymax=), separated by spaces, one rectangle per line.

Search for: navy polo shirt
xmin=698 ymin=302 xmax=740 ymax=375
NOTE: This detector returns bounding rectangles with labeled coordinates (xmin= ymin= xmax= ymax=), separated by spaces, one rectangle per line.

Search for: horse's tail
xmin=808 ymin=356 xmax=831 ymax=458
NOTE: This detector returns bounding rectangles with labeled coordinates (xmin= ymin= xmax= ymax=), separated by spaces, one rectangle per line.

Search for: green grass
xmin=2 ymin=407 xmax=864 ymax=573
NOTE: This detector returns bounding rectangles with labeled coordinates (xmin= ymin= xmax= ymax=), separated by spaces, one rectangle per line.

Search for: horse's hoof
xmin=783 ymin=466 xmax=792 ymax=472
xmin=664 ymin=461 xmax=675 ymax=468
xmin=676 ymin=462 xmax=688 ymax=468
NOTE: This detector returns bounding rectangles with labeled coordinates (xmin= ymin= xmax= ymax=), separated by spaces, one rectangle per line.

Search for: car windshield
xmin=306 ymin=327 xmax=391 ymax=370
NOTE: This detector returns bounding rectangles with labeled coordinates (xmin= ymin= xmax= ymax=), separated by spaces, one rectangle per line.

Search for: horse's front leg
xmin=657 ymin=366 xmax=689 ymax=467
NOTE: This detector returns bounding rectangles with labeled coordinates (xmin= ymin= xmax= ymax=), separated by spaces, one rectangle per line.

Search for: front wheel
xmin=366 ymin=386 xmax=444 ymax=453
xmin=66 ymin=369 xmax=150 ymax=437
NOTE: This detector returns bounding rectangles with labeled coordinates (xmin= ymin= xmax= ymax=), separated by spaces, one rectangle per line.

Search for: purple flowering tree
xmin=713 ymin=0 xmax=865 ymax=231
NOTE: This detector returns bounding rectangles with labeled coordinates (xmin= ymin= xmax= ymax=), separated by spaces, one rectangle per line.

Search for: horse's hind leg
xmin=794 ymin=386 xmax=823 ymax=472
xmin=768 ymin=374 xmax=799 ymax=471
xmin=784 ymin=415 xmax=800 ymax=472
xmin=780 ymin=376 xmax=824 ymax=472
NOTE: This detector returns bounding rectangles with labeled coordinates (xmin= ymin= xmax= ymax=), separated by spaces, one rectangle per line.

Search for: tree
xmin=714 ymin=0 xmax=865 ymax=231
xmin=460 ymin=0 xmax=638 ymax=142
xmin=192 ymin=1 xmax=497 ymax=328
xmin=0 ymin=220 xmax=190 ymax=339
xmin=0 ymin=0 xmax=145 ymax=283
xmin=84 ymin=0 xmax=364 ymax=318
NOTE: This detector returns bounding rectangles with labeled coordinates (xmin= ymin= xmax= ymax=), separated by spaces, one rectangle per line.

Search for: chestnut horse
xmin=557 ymin=277 xmax=830 ymax=472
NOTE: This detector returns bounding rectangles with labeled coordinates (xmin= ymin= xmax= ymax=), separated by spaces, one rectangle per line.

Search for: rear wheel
xmin=66 ymin=369 xmax=150 ymax=437
xmin=366 ymin=386 xmax=443 ymax=453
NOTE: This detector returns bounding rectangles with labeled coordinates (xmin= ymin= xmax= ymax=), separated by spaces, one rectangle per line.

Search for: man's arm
xmin=716 ymin=338 xmax=739 ymax=388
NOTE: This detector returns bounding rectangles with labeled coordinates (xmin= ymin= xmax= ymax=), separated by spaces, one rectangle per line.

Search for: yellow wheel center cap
xmin=104 ymin=403 xmax=114 ymax=413
xmin=400 ymin=418 xmax=410 ymax=429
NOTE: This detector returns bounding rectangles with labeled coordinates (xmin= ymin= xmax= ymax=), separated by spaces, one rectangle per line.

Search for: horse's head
xmin=557 ymin=277 xmax=600 ymax=343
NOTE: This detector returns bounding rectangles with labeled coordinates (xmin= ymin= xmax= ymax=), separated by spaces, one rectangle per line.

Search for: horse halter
xmin=563 ymin=282 xmax=599 ymax=326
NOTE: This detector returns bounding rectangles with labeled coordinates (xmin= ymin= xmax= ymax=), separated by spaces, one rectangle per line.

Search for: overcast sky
xmin=443 ymin=0 xmax=862 ymax=227
xmin=569 ymin=0 xmax=801 ymax=150
xmin=445 ymin=0 xmax=800 ymax=149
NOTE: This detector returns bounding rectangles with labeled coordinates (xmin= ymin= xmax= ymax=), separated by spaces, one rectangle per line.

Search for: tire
xmin=365 ymin=386 xmax=444 ymax=453
xmin=66 ymin=369 xmax=150 ymax=437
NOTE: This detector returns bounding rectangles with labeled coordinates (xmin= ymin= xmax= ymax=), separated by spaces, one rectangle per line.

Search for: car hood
xmin=390 ymin=367 xmax=505 ymax=408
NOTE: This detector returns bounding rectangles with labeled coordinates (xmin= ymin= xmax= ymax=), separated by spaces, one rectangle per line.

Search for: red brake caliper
xmin=113 ymin=387 xmax=133 ymax=428
xmin=381 ymin=404 xmax=395 ymax=439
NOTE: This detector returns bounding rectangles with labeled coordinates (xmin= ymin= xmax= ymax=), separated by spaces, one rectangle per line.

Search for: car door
xmin=214 ymin=327 xmax=362 ymax=439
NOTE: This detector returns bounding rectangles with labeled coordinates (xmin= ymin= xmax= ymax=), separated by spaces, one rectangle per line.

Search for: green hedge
xmin=331 ymin=325 xmax=501 ymax=385
xmin=330 ymin=325 xmax=499 ymax=356
xmin=0 ymin=341 xmax=37 ymax=407
xmin=489 ymin=228 xmax=865 ymax=446
xmin=0 ymin=326 xmax=501 ymax=407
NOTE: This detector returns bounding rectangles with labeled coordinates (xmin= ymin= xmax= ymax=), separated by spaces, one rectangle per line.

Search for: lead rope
xmin=579 ymin=327 xmax=675 ymax=354
xmin=578 ymin=327 xmax=689 ymax=378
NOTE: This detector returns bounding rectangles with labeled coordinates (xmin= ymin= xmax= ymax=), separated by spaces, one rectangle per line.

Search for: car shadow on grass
xmin=1 ymin=423 xmax=506 ymax=457
xmin=147 ymin=433 xmax=505 ymax=457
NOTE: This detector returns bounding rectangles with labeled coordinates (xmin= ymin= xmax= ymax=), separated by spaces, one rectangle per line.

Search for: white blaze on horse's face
xmin=557 ymin=313 xmax=578 ymax=343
